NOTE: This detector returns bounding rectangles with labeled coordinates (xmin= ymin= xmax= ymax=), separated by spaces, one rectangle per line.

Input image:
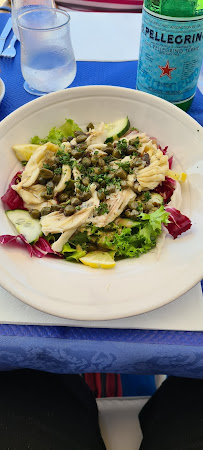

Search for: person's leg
xmin=0 ymin=369 xmax=106 ymax=450
xmin=139 ymin=376 xmax=203 ymax=450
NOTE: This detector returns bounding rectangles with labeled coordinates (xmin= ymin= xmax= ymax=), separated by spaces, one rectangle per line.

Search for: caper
xmin=106 ymin=184 xmax=116 ymax=194
xmin=98 ymin=158 xmax=105 ymax=168
xmin=62 ymin=137 xmax=68 ymax=142
xmin=127 ymin=145 xmax=136 ymax=155
xmin=112 ymin=148 xmax=121 ymax=158
xmin=41 ymin=193 xmax=53 ymax=200
xmin=134 ymin=158 xmax=144 ymax=167
xmin=128 ymin=200 xmax=139 ymax=210
xmin=58 ymin=192 xmax=69 ymax=203
xmin=86 ymin=122 xmax=94 ymax=131
xmin=125 ymin=209 xmax=139 ymax=220
xmin=46 ymin=181 xmax=54 ymax=191
xmin=37 ymin=177 xmax=46 ymax=185
xmin=82 ymin=157 xmax=91 ymax=167
xmin=53 ymin=174 xmax=61 ymax=185
xmin=98 ymin=191 xmax=105 ymax=201
xmin=51 ymin=205 xmax=62 ymax=212
xmin=91 ymin=155 xmax=98 ymax=166
xmin=142 ymin=153 xmax=150 ymax=166
xmin=130 ymin=158 xmax=138 ymax=168
xmin=105 ymin=146 xmax=113 ymax=155
xmin=71 ymin=197 xmax=82 ymax=207
xmin=54 ymin=156 xmax=60 ymax=165
xmin=102 ymin=165 xmax=109 ymax=174
xmin=115 ymin=168 xmax=127 ymax=179
xmin=120 ymin=180 xmax=128 ymax=189
xmin=94 ymin=167 xmax=102 ymax=175
xmin=82 ymin=191 xmax=92 ymax=201
xmin=41 ymin=207 xmax=51 ymax=216
xmin=64 ymin=205 xmax=76 ymax=216
xmin=67 ymin=136 xmax=74 ymax=142
xmin=82 ymin=177 xmax=90 ymax=187
xmin=74 ymin=130 xmax=84 ymax=137
xmin=76 ymin=134 xmax=87 ymax=144
xmin=29 ymin=209 xmax=41 ymax=220
xmin=71 ymin=149 xmax=84 ymax=160
xmin=39 ymin=168 xmax=54 ymax=180
xmin=66 ymin=179 xmax=75 ymax=191
xmin=78 ymin=142 xmax=88 ymax=151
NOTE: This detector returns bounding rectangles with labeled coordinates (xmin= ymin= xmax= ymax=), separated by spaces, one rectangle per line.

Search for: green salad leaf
xmin=31 ymin=119 xmax=81 ymax=146
xmin=59 ymin=119 xmax=82 ymax=138
xmin=62 ymin=242 xmax=86 ymax=261
xmin=74 ymin=206 xmax=170 ymax=259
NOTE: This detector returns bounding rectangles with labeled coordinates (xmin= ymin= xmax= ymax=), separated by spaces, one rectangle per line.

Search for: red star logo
xmin=158 ymin=60 xmax=176 ymax=79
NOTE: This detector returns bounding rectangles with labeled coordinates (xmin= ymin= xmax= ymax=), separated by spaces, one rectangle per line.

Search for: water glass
xmin=17 ymin=8 xmax=76 ymax=96
xmin=12 ymin=0 xmax=55 ymax=40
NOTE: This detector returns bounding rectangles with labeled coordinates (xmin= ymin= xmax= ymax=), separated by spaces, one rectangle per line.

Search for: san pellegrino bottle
xmin=137 ymin=0 xmax=203 ymax=111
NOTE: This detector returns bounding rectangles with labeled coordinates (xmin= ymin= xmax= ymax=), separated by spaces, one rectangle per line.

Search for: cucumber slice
xmin=6 ymin=210 xmax=42 ymax=243
xmin=105 ymin=117 xmax=130 ymax=143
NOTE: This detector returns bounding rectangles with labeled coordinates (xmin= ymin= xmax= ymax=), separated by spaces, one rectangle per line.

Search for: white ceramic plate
xmin=0 ymin=78 xmax=5 ymax=104
xmin=0 ymin=86 xmax=202 ymax=320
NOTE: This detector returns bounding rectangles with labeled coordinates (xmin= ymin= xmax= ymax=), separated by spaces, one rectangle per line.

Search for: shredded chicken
xmin=91 ymin=188 xmax=135 ymax=227
xmin=41 ymin=186 xmax=99 ymax=252
xmin=86 ymin=122 xmax=108 ymax=146
xmin=12 ymin=142 xmax=58 ymax=193
xmin=54 ymin=165 xmax=71 ymax=195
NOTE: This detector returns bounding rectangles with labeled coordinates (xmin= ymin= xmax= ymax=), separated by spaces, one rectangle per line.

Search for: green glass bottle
xmin=137 ymin=0 xmax=203 ymax=111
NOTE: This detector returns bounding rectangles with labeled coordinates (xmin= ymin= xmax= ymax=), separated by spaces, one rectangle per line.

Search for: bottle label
xmin=137 ymin=7 xmax=203 ymax=104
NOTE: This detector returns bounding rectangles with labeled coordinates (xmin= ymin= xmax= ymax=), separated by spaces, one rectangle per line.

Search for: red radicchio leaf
xmin=1 ymin=172 xmax=26 ymax=210
xmin=164 ymin=207 xmax=192 ymax=239
xmin=0 ymin=235 xmax=62 ymax=258
xmin=159 ymin=145 xmax=168 ymax=155
xmin=168 ymin=155 xmax=173 ymax=169
xmin=154 ymin=176 xmax=176 ymax=204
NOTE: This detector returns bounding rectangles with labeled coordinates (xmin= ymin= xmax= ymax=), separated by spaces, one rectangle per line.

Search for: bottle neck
xmin=144 ymin=0 xmax=203 ymax=17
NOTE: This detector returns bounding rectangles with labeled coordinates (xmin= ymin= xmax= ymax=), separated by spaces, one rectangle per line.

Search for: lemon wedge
xmin=80 ymin=251 xmax=116 ymax=269
xmin=13 ymin=144 xmax=41 ymax=162
xmin=166 ymin=169 xmax=187 ymax=183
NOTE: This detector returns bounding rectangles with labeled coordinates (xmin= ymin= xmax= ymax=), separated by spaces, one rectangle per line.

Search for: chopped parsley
xmin=116 ymin=139 xmax=128 ymax=156
xmin=136 ymin=202 xmax=143 ymax=212
xmin=143 ymin=191 xmax=151 ymax=202
xmin=54 ymin=167 xmax=62 ymax=175
xmin=46 ymin=185 xmax=53 ymax=195
xmin=131 ymin=137 xmax=141 ymax=150
xmin=117 ymin=161 xmax=131 ymax=173
xmin=43 ymin=163 xmax=52 ymax=170
xmin=95 ymin=203 xmax=109 ymax=215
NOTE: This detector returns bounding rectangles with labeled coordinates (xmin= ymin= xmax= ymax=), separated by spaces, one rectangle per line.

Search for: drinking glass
xmin=12 ymin=0 xmax=55 ymax=40
xmin=17 ymin=8 xmax=76 ymax=96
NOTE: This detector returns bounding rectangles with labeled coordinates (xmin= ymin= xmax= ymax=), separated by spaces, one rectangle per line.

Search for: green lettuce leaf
xmin=30 ymin=119 xmax=81 ymax=146
xmin=89 ymin=206 xmax=170 ymax=259
xmin=59 ymin=119 xmax=82 ymax=138
xmin=62 ymin=242 xmax=86 ymax=261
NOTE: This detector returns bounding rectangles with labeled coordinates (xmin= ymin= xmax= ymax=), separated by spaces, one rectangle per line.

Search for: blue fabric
xmin=0 ymin=13 xmax=203 ymax=377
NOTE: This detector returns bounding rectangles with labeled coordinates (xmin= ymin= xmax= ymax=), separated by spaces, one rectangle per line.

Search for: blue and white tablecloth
xmin=0 ymin=13 xmax=203 ymax=377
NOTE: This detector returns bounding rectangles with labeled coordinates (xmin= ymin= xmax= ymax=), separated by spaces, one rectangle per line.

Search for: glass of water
xmin=12 ymin=0 xmax=55 ymax=40
xmin=17 ymin=8 xmax=76 ymax=96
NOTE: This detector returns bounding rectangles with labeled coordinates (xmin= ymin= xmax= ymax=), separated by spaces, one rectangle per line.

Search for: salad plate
xmin=0 ymin=85 xmax=202 ymax=320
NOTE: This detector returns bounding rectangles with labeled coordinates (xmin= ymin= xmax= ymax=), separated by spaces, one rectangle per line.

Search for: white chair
xmin=97 ymin=396 xmax=149 ymax=450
